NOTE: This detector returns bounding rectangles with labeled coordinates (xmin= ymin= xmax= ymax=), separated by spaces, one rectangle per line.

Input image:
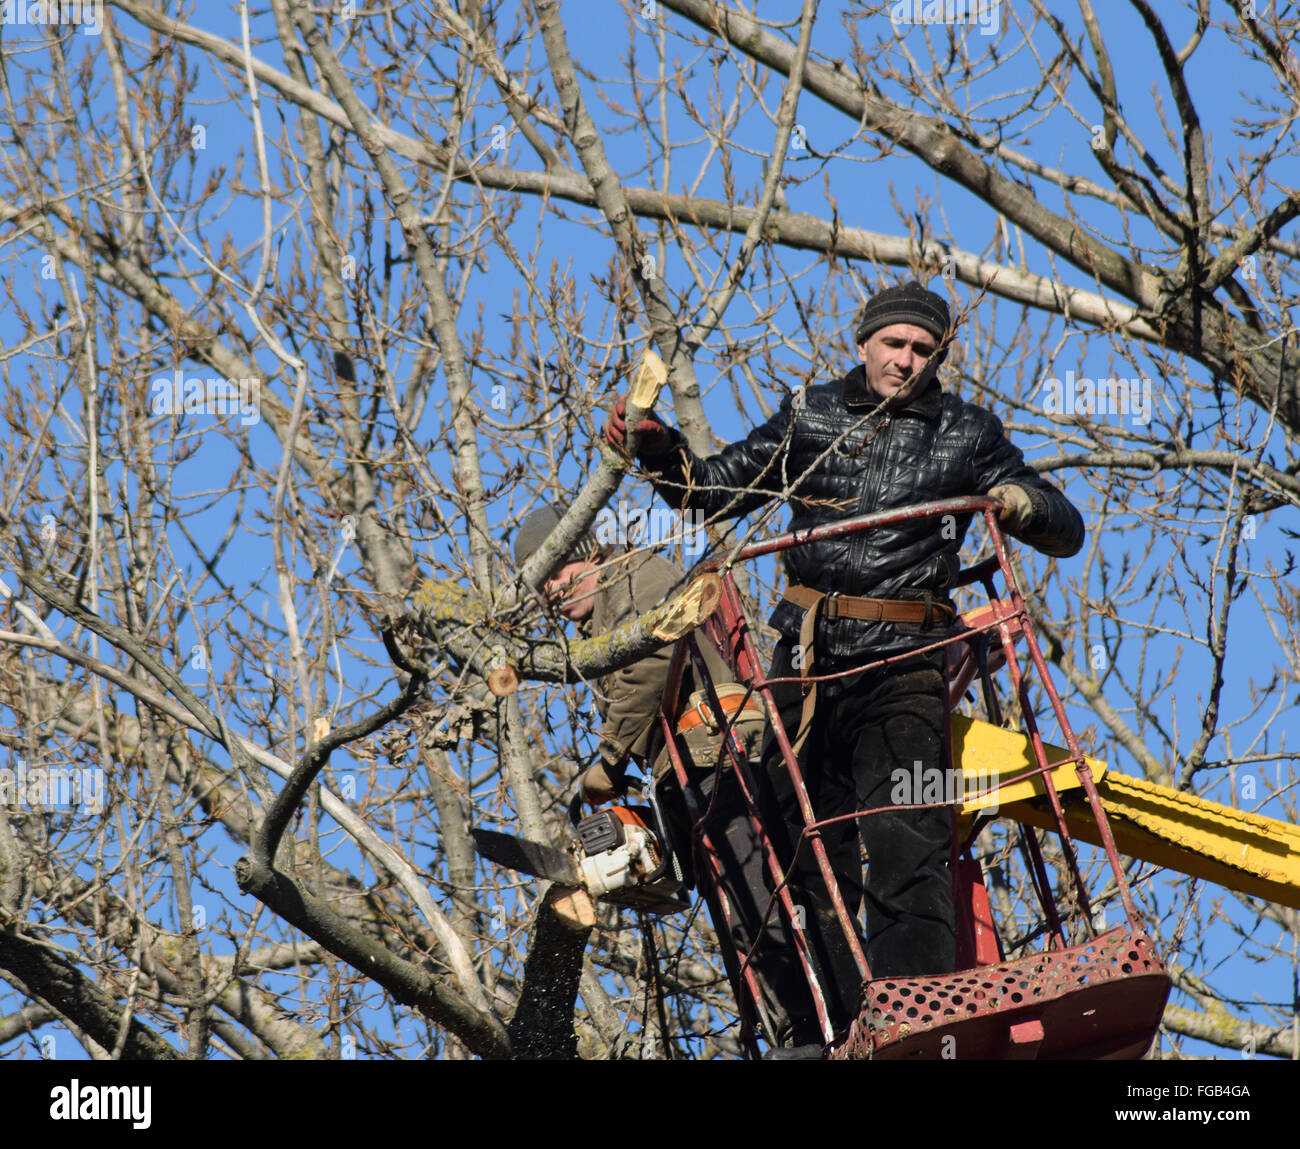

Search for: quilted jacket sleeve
xmin=970 ymin=412 xmax=1085 ymax=559
xmin=639 ymin=398 xmax=795 ymax=521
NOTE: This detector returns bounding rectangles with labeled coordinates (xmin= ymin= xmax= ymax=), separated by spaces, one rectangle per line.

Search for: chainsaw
xmin=472 ymin=799 xmax=691 ymax=916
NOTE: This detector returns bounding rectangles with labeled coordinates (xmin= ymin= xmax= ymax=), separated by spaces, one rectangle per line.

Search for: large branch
xmin=230 ymin=624 xmax=508 ymax=1056
xmin=287 ymin=0 xmax=497 ymax=591
xmin=535 ymin=0 xmax=725 ymax=457
xmin=0 ymin=930 xmax=181 ymax=1060
xmin=99 ymin=1 xmax=1300 ymax=429
xmin=507 ymin=887 xmax=594 ymax=1060
xmin=655 ymin=0 xmax=1300 ymax=431
xmin=0 ymin=607 xmax=494 ymax=1021
xmin=413 ymin=567 xmax=721 ymax=684
xmin=20 ymin=688 xmax=456 ymax=1058
xmin=30 ymin=852 xmax=330 ymax=1059
xmin=0 ymin=1002 xmax=57 ymax=1046
xmin=659 ymin=0 xmax=1153 ymax=304
xmin=1163 ymin=962 xmax=1297 ymax=1060
xmin=234 ymin=852 xmax=509 ymax=1057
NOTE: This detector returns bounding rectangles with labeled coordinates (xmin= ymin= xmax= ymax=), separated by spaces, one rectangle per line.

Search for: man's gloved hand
xmin=578 ymin=759 xmax=624 ymax=805
xmin=604 ymin=395 xmax=670 ymax=456
xmin=989 ymin=483 xmax=1034 ymax=534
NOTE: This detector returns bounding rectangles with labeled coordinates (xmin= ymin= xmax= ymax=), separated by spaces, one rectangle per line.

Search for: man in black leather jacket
xmin=606 ymin=281 xmax=1084 ymax=1050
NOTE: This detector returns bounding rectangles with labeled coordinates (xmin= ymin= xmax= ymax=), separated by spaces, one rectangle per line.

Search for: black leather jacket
xmin=641 ymin=364 xmax=1084 ymax=662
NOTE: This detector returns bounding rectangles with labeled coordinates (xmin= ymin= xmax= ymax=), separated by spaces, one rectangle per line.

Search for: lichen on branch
xmin=410 ymin=571 xmax=721 ymax=684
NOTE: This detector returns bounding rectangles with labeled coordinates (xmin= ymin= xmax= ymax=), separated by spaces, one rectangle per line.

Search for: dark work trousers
xmin=755 ymin=639 xmax=957 ymax=1042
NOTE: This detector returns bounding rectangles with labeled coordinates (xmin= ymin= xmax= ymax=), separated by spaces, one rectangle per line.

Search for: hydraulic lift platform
xmin=645 ymin=497 xmax=1298 ymax=1059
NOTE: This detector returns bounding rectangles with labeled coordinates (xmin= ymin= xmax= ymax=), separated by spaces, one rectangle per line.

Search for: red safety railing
xmin=649 ymin=498 xmax=1167 ymax=1058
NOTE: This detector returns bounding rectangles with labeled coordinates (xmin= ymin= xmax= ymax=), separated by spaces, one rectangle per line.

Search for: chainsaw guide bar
xmin=472 ymin=807 xmax=690 ymax=915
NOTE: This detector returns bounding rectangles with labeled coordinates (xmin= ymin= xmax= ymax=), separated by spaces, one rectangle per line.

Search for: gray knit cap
xmin=512 ymin=504 xmax=599 ymax=567
xmin=854 ymin=280 xmax=953 ymax=359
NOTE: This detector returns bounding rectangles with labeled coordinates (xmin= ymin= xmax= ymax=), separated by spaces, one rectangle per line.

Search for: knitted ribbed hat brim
xmin=855 ymin=280 xmax=952 ymax=350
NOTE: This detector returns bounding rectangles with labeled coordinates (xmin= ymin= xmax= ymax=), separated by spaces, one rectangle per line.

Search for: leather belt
xmin=676 ymin=685 xmax=764 ymax=735
xmin=783 ymin=584 xmax=954 ymax=761
xmin=783 ymin=584 xmax=954 ymax=626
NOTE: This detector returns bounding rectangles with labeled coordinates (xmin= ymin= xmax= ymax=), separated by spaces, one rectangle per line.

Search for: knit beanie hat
xmin=512 ymin=504 xmax=599 ymax=567
xmin=854 ymin=280 xmax=952 ymax=359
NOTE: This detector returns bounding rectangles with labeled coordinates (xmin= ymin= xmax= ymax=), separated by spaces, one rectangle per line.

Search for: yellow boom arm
xmin=953 ymin=715 xmax=1300 ymax=911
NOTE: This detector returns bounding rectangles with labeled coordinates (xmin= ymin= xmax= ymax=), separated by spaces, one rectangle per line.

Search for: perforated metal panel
xmin=830 ymin=928 xmax=1170 ymax=1060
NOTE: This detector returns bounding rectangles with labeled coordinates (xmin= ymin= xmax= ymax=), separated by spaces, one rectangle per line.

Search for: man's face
xmin=544 ymin=559 xmax=601 ymax=622
xmin=858 ymin=322 xmax=941 ymax=401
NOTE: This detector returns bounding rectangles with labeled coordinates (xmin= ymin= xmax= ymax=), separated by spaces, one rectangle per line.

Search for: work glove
xmin=604 ymin=395 xmax=671 ymax=456
xmin=578 ymin=750 xmax=643 ymax=805
xmin=989 ymin=483 xmax=1035 ymax=534
xmin=578 ymin=759 xmax=622 ymax=805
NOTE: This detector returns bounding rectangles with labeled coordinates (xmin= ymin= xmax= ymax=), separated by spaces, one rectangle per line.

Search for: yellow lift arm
xmin=952 ymin=715 xmax=1300 ymax=911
